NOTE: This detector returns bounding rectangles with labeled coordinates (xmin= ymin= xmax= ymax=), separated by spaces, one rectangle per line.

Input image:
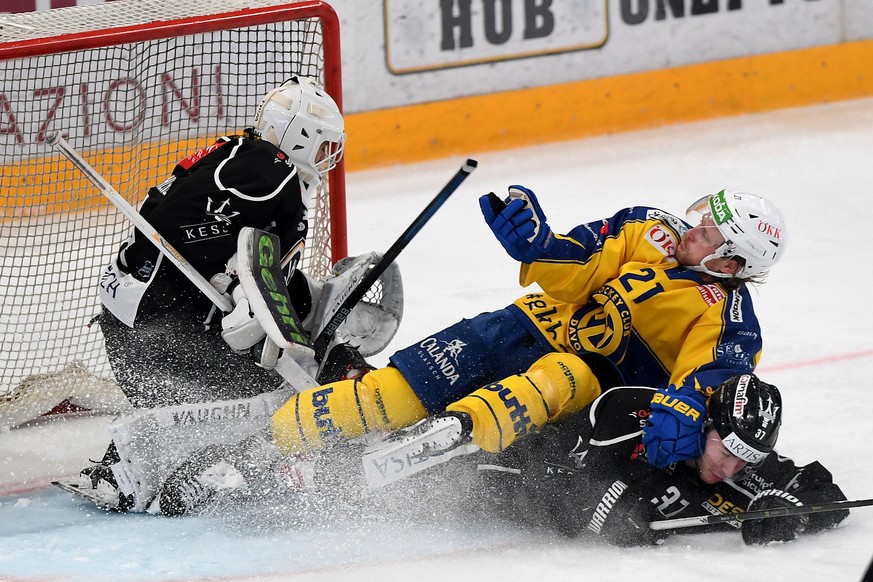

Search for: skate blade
xmin=52 ymin=479 xmax=118 ymax=511
xmin=361 ymin=421 xmax=479 ymax=489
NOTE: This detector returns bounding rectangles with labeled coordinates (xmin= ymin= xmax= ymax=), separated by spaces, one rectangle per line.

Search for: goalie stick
xmin=649 ymin=497 xmax=873 ymax=530
xmin=47 ymin=132 xmax=233 ymax=313
xmin=311 ymin=158 xmax=478 ymax=362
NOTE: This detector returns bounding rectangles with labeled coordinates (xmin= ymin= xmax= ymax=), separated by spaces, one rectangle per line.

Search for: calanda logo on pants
xmin=417 ymin=337 xmax=465 ymax=385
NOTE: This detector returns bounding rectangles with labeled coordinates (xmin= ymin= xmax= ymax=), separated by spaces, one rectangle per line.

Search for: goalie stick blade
xmin=361 ymin=416 xmax=478 ymax=489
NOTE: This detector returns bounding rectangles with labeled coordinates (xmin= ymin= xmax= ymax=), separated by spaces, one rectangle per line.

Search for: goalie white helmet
xmin=686 ymin=189 xmax=788 ymax=279
xmin=253 ymin=77 xmax=345 ymax=178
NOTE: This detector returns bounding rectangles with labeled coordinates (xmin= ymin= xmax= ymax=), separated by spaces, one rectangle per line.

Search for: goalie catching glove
xmin=308 ymin=251 xmax=403 ymax=358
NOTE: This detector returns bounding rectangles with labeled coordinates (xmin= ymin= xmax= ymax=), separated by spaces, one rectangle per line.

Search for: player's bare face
xmin=692 ymin=429 xmax=748 ymax=484
xmin=674 ymin=215 xmax=726 ymax=268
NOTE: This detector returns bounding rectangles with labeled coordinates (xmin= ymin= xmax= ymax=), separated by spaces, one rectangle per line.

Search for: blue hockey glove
xmin=479 ymin=185 xmax=553 ymax=263
xmin=641 ymin=392 xmax=706 ymax=468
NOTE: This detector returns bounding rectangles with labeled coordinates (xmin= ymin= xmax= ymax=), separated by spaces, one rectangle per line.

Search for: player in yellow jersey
xmin=269 ymin=186 xmax=787 ymax=471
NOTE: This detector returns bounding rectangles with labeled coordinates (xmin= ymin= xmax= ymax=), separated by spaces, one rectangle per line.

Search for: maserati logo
xmin=206 ymin=197 xmax=240 ymax=224
xmin=759 ymin=395 xmax=780 ymax=428
xmin=569 ymin=435 xmax=588 ymax=468
xmin=182 ymin=197 xmax=240 ymax=242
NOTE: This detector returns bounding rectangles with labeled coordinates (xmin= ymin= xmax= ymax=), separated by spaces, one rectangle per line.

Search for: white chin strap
xmin=688 ymin=242 xmax=743 ymax=279
xmin=688 ymin=259 xmax=732 ymax=279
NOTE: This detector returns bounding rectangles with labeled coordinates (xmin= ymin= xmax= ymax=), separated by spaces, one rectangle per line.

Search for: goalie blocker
xmin=219 ymin=227 xmax=312 ymax=359
xmin=216 ymin=226 xmax=404 ymax=388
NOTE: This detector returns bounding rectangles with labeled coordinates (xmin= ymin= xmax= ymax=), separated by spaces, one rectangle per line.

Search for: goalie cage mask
xmin=253 ymin=76 xmax=345 ymax=179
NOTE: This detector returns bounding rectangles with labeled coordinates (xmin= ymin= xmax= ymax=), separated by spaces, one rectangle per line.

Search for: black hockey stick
xmin=312 ymin=159 xmax=478 ymax=362
xmin=649 ymin=497 xmax=873 ymax=530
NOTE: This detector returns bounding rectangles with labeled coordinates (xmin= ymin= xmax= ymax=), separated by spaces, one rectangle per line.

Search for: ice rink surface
xmin=2 ymin=97 xmax=873 ymax=581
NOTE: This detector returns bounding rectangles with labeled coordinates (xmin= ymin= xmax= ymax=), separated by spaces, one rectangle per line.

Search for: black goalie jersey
xmin=115 ymin=134 xmax=308 ymax=318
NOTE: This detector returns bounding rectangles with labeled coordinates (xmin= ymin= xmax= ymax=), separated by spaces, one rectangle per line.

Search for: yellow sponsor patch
xmin=651 ymin=392 xmax=700 ymax=421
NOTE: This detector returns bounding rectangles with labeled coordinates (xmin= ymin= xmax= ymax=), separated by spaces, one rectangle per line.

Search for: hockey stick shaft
xmin=47 ymin=132 xmax=233 ymax=313
xmin=312 ymin=159 xmax=478 ymax=361
xmin=649 ymin=497 xmax=873 ymax=530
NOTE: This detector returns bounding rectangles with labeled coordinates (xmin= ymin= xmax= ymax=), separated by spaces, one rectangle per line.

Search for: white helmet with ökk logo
xmin=686 ymin=189 xmax=788 ymax=279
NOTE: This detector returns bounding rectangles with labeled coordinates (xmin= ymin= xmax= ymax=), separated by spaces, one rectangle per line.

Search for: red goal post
xmin=0 ymin=0 xmax=347 ymax=427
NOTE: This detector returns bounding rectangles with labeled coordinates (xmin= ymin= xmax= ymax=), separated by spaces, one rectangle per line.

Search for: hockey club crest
xmin=180 ymin=197 xmax=239 ymax=244
xmin=567 ymin=286 xmax=631 ymax=358
xmin=206 ymin=197 xmax=240 ymax=225
xmin=568 ymin=435 xmax=589 ymax=467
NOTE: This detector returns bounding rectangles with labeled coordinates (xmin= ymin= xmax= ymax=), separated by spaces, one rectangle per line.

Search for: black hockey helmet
xmin=706 ymin=374 xmax=782 ymax=464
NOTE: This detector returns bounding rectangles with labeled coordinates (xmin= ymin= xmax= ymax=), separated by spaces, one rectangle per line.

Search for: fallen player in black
xmin=469 ymin=376 xmax=848 ymax=546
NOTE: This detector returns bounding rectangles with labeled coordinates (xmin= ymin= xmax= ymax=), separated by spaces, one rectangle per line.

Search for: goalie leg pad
xmin=271 ymin=367 xmax=427 ymax=455
xmin=446 ymin=352 xmax=602 ymax=453
xmin=105 ymin=389 xmax=293 ymax=512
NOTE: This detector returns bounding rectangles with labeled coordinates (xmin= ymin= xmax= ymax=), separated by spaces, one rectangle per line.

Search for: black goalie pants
xmin=99 ymin=303 xmax=284 ymax=409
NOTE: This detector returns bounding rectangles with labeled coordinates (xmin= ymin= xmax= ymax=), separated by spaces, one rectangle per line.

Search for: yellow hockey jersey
xmin=510 ymin=206 xmax=762 ymax=405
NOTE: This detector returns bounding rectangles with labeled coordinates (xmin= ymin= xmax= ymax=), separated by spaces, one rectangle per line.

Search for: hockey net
xmin=0 ymin=0 xmax=347 ymax=428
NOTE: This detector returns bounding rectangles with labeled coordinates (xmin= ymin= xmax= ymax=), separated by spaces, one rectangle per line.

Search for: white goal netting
xmin=0 ymin=0 xmax=346 ymax=427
